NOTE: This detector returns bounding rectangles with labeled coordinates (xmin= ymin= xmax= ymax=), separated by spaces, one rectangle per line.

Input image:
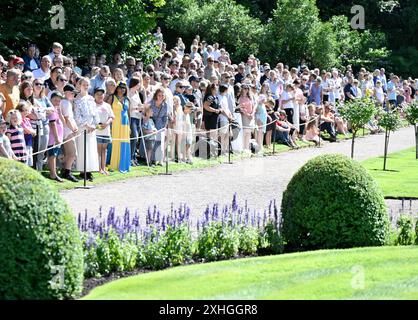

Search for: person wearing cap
xmin=47 ymin=91 xmax=65 ymax=181
xmin=108 ymin=81 xmax=131 ymax=173
xmin=0 ymin=69 xmax=21 ymax=118
xmin=234 ymin=63 xmax=246 ymax=85
xmin=9 ymin=56 xmax=25 ymax=71
xmin=74 ymin=77 xmax=100 ymax=180
xmin=60 ymin=84 xmax=79 ymax=182
xmin=23 ymin=44 xmax=41 ymax=72
xmin=174 ymin=81 xmax=189 ymax=108
xmin=188 ymin=76 xmax=202 ymax=108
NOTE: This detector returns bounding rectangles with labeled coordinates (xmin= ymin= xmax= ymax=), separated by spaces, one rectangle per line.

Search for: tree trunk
xmin=383 ymin=129 xmax=390 ymax=171
xmin=415 ymin=124 xmax=418 ymax=160
xmin=351 ymin=131 xmax=356 ymax=159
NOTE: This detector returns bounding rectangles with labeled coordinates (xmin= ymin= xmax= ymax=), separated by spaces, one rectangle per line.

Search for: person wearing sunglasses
xmin=32 ymin=79 xmax=54 ymax=171
xmin=44 ymin=66 xmax=63 ymax=96
xmin=47 ymin=74 xmax=67 ymax=99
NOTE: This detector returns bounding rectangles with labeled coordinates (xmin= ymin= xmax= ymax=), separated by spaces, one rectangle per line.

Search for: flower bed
xmin=78 ymin=194 xmax=418 ymax=297
xmin=78 ymin=194 xmax=283 ymax=280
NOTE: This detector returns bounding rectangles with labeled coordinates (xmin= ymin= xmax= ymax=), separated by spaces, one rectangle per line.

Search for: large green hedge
xmin=0 ymin=159 xmax=83 ymax=299
xmin=280 ymin=154 xmax=389 ymax=251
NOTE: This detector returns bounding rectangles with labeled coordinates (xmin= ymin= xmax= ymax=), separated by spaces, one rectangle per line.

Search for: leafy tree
xmin=378 ymin=109 xmax=402 ymax=171
xmin=404 ymin=101 xmax=418 ymax=159
xmin=338 ymin=98 xmax=377 ymax=158
xmin=163 ymin=0 xmax=264 ymax=62
xmin=264 ymin=0 xmax=321 ymax=67
xmin=0 ymin=0 xmax=164 ymax=61
xmin=308 ymin=22 xmax=339 ymax=69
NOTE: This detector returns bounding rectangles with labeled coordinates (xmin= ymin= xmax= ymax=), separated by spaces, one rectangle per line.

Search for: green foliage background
xmin=0 ymin=0 xmax=417 ymax=75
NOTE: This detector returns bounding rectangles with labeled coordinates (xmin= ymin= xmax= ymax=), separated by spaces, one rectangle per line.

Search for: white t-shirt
xmin=163 ymin=87 xmax=174 ymax=116
xmin=61 ymin=99 xmax=76 ymax=139
xmin=332 ymin=77 xmax=342 ymax=100
xmin=96 ymin=102 xmax=114 ymax=137
xmin=33 ymin=68 xmax=50 ymax=81
xmin=281 ymin=90 xmax=294 ymax=110
xmin=129 ymin=91 xmax=143 ymax=119
xmin=218 ymin=94 xmax=230 ymax=124
xmin=375 ymin=87 xmax=385 ymax=104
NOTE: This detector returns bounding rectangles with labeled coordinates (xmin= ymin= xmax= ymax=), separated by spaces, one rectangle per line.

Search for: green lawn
xmin=83 ymin=246 xmax=418 ymax=300
xmin=363 ymin=147 xmax=418 ymax=198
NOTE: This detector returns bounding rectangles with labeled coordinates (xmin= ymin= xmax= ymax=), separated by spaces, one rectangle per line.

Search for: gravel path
xmin=61 ymin=126 xmax=417 ymax=221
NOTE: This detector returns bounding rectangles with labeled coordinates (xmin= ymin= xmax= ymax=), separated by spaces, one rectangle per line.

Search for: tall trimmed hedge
xmin=280 ymin=154 xmax=389 ymax=251
xmin=0 ymin=159 xmax=83 ymax=299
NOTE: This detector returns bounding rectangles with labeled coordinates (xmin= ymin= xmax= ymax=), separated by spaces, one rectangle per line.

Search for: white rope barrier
xmin=14 ymin=113 xmax=322 ymax=162
xmin=16 ymin=129 xmax=87 ymax=161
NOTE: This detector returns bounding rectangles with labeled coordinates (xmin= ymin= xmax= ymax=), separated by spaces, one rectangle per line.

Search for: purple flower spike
xmin=232 ymin=193 xmax=238 ymax=211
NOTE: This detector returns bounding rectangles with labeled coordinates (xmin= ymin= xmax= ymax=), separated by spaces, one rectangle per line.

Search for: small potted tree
xmin=404 ymin=101 xmax=418 ymax=159
xmin=338 ymin=98 xmax=376 ymax=159
xmin=378 ymin=109 xmax=402 ymax=171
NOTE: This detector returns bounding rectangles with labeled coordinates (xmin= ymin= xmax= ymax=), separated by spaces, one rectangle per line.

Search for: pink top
xmin=239 ymin=96 xmax=253 ymax=116
xmin=48 ymin=108 xmax=64 ymax=146
xmin=305 ymin=127 xmax=319 ymax=141
xmin=21 ymin=116 xmax=32 ymax=133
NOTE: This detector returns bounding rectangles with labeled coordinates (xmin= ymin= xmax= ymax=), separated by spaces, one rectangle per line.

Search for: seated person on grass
xmin=274 ymin=110 xmax=298 ymax=149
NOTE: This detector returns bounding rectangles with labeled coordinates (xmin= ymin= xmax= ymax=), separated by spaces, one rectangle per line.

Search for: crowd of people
xmin=1 ymin=30 xmax=417 ymax=183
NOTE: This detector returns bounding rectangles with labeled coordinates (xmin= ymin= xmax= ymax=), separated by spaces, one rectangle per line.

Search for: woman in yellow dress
xmin=108 ymin=81 xmax=130 ymax=173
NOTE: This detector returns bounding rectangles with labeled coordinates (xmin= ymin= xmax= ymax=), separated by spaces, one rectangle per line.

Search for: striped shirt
xmin=6 ymin=125 xmax=27 ymax=162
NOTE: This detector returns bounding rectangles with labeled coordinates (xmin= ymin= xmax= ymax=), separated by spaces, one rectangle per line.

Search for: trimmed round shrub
xmin=0 ymin=159 xmax=83 ymax=299
xmin=280 ymin=154 xmax=389 ymax=251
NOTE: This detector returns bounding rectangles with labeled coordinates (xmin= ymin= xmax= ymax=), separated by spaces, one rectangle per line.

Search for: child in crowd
xmin=304 ymin=118 xmax=320 ymax=146
xmin=265 ymin=98 xmax=276 ymax=148
xmin=0 ymin=118 xmax=15 ymax=159
xmin=172 ymin=95 xmax=184 ymax=162
xmin=6 ymin=110 xmax=27 ymax=163
xmin=16 ymin=102 xmax=36 ymax=166
xmin=61 ymin=84 xmax=79 ymax=182
xmin=255 ymin=95 xmax=268 ymax=152
xmin=47 ymin=92 xmax=65 ymax=182
xmin=95 ymin=88 xmax=115 ymax=175
xmin=142 ymin=105 xmax=157 ymax=166
xmin=183 ymin=102 xmax=194 ymax=164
